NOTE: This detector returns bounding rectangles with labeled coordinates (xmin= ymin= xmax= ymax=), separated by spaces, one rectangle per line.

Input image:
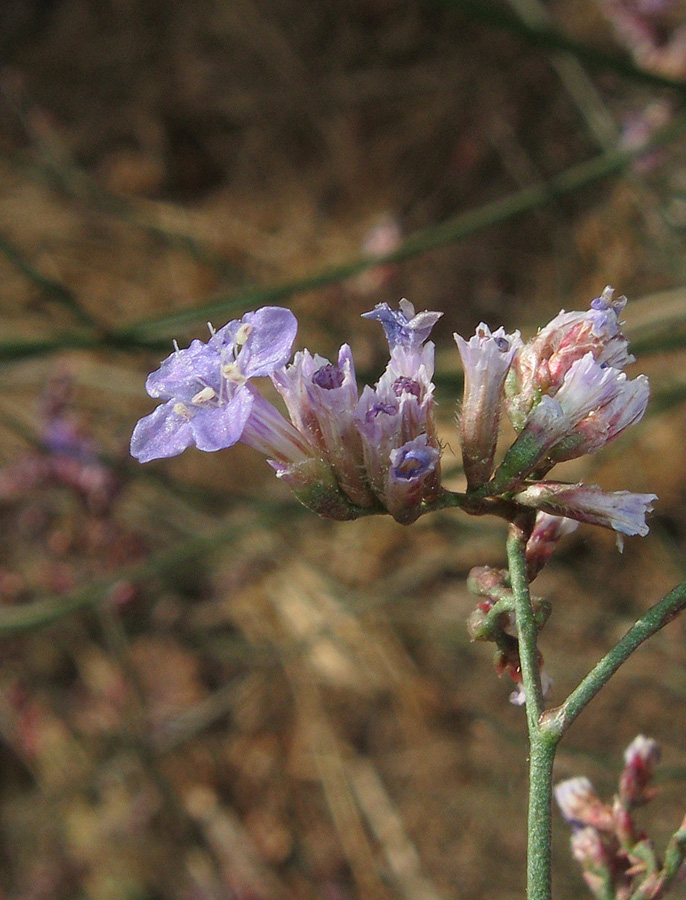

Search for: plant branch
xmin=507 ymin=516 xmax=557 ymax=900
xmin=541 ymin=579 xmax=686 ymax=739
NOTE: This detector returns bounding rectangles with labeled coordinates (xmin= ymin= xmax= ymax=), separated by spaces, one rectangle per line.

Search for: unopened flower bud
xmin=570 ymin=826 xmax=616 ymax=900
xmin=466 ymin=566 xmax=509 ymax=597
xmin=612 ymin=796 xmax=640 ymax=848
xmin=555 ymin=777 xmax=614 ymax=831
xmin=619 ymin=735 xmax=661 ymax=808
xmin=525 ymin=511 xmax=579 ymax=580
xmin=454 ymin=323 xmax=521 ymax=488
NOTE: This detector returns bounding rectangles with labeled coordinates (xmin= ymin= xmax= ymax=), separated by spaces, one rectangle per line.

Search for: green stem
xmin=541 ymin=579 xmax=686 ymax=739
xmin=507 ymin=517 xmax=544 ymax=726
xmin=507 ymin=518 xmax=558 ymax=900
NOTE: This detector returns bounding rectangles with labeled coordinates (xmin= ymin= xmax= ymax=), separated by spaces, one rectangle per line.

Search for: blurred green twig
xmin=0 ymin=518 xmax=243 ymax=637
xmin=440 ymin=0 xmax=686 ymax=93
xmin=2 ymin=107 xmax=685 ymax=368
xmin=0 ymin=230 xmax=96 ymax=327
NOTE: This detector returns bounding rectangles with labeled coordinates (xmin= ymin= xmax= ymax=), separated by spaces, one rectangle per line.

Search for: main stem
xmin=507 ymin=518 xmax=559 ymax=900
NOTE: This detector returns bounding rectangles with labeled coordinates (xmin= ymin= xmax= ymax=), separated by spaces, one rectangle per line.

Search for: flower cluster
xmin=131 ymin=287 xmax=656 ymax=537
xmin=555 ymin=736 xmax=686 ymax=900
xmin=456 ymin=286 xmax=656 ymax=539
xmin=131 ymin=300 xmax=442 ymax=524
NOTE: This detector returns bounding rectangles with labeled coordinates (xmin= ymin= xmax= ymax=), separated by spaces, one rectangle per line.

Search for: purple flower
xmin=363 ymin=298 xmax=442 ymax=377
xmin=271 ymin=344 xmax=375 ymax=507
xmin=455 ymin=323 xmax=521 ymax=488
xmin=363 ymin=298 xmax=442 ymax=354
xmin=513 ymin=482 xmax=658 ymax=537
xmin=353 ymin=300 xmax=442 ymax=520
xmin=130 ymin=307 xmax=298 ymax=462
xmin=384 ymin=435 xmax=441 ymax=523
xmin=493 ymin=353 xmax=649 ymax=488
xmin=506 ymin=286 xmax=634 ymax=430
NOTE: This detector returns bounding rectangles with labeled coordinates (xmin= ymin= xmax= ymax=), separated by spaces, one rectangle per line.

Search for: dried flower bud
xmin=619 ymin=735 xmax=661 ymax=808
xmin=525 ymin=511 xmax=579 ymax=580
xmin=555 ymin=777 xmax=614 ymax=831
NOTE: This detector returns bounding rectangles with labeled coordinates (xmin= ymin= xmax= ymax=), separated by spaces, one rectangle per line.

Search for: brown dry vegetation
xmin=0 ymin=1 xmax=685 ymax=899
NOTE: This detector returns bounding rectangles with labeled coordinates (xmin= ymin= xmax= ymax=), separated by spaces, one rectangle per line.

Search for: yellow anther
xmin=235 ymin=322 xmax=253 ymax=346
xmin=173 ymin=402 xmax=191 ymax=419
xmin=192 ymin=386 xmax=216 ymax=404
xmin=221 ymin=362 xmax=247 ymax=385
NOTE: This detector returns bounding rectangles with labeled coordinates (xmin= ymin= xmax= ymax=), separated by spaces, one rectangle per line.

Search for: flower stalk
xmin=507 ymin=517 xmax=558 ymax=900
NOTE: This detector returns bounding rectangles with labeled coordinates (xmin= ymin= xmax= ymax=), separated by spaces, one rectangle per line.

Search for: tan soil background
xmin=0 ymin=1 xmax=685 ymax=898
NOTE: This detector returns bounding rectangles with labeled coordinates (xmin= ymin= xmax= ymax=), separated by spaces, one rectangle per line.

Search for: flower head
xmin=506 ymin=286 xmax=634 ymax=429
xmin=493 ymin=351 xmax=650 ymax=490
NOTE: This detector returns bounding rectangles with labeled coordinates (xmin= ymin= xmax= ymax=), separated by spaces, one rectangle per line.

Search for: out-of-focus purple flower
xmin=555 ymin=777 xmax=615 ymax=831
xmin=351 ymin=213 xmax=403 ymax=295
xmin=525 ymin=511 xmax=579 ymax=580
xmin=513 ymin=482 xmax=658 ymax=537
xmin=506 ymin=287 xmax=634 ymax=430
xmin=599 ymin=0 xmax=686 ymax=80
xmin=620 ymin=735 xmax=661 ymax=808
xmin=131 ymin=307 xmax=298 ymax=463
xmin=455 ymin=323 xmax=521 ymax=488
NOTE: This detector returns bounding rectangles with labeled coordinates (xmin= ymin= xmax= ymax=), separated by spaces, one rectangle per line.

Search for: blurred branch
xmin=0 ymin=518 xmax=243 ymax=636
xmin=0 ymin=230 xmax=96 ymax=327
xmin=505 ymin=0 xmax=619 ymax=151
xmin=1 ymin=112 xmax=686 ymax=361
xmin=542 ymin=578 xmax=686 ymax=739
xmin=439 ymin=0 xmax=686 ymax=93
xmin=115 ymin=110 xmax=686 ymax=341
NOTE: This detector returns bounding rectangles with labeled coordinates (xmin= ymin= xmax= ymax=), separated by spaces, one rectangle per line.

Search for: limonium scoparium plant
xmin=131 ymin=288 xmax=654 ymax=534
xmin=132 ymin=288 xmax=686 ymax=900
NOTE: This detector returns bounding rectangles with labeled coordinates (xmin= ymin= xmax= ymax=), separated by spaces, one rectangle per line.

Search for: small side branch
xmin=542 ymin=580 xmax=686 ymax=739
